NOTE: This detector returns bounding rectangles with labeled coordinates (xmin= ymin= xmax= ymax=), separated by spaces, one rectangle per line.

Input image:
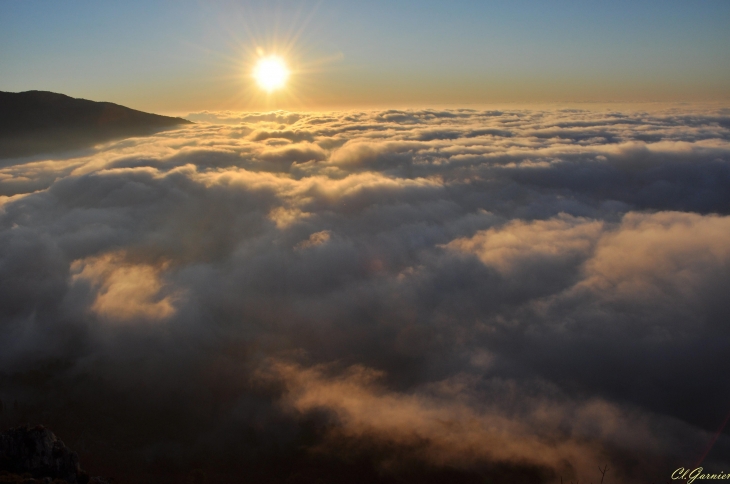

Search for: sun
xmin=253 ymin=56 xmax=289 ymax=92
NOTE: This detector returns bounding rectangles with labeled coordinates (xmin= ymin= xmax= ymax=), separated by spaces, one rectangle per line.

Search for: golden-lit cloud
xmin=580 ymin=211 xmax=730 ymax=300
xmin=266 ymin=359 xmax=696 ymax=483
xmin=71 ymin=251 xmax=178 ymax=322
xmin=444 ymin=214 xmax=604 ymax=276
xmin=295 ymin=230 xmax=331 ymax=250
xmin=268 ymin=206 xmax=312 ymax=229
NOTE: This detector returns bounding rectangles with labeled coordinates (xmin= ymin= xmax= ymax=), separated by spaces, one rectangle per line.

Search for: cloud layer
xmin=1 ymin=105 xmax=729 ymax=483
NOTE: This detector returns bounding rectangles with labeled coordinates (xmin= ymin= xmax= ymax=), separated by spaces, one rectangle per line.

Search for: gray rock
xmin=0 ymin=425 xmax=81 ymax=483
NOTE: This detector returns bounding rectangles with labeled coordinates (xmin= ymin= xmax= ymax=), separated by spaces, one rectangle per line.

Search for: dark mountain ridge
xmin=0 ymin=90 xmax=192 ymax=158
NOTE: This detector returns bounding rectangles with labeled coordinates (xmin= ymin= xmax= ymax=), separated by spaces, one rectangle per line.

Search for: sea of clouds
xmin=1 ymin=106 xmax=730 ymax=483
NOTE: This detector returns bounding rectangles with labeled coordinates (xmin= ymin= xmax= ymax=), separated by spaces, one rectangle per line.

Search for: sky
xmin=1 ymin=0 xmax=729 ymax=112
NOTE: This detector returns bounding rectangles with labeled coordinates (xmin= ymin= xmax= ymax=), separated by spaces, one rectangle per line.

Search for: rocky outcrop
xmin=0 ymin=425 xmax=110 ymax=483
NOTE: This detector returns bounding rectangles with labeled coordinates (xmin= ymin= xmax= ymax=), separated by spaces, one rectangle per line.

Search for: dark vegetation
xmin=0 ymin=91 xmax=191 ymax=159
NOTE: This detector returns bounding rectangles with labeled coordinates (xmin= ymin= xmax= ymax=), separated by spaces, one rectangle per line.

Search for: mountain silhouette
xmin=0 ymin=90 xmax=192 ymax=158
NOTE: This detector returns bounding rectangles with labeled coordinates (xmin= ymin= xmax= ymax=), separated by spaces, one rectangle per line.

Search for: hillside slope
xmin=0 ymin=91 xmax=192 ymax=158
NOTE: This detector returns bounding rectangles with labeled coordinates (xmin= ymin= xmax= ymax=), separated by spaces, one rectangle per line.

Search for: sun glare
xmin=253 ymin=56 xmax=289 ymax=92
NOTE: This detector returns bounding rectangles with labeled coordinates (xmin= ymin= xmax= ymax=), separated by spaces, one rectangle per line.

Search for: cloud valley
xmin=1 ymin=105 xmax=730 ymax=483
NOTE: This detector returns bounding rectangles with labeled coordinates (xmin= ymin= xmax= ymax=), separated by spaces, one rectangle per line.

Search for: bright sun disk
xmin=253 ymin=56 xmax=289 ymax=92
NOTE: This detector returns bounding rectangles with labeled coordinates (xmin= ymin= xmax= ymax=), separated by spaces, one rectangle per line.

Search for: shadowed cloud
xmin=0 ymin=105 xmax=729 ymax=483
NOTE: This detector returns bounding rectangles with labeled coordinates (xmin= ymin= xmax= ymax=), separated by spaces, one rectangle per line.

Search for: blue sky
xmin=1 ymin=0 xmax=728 ymax=111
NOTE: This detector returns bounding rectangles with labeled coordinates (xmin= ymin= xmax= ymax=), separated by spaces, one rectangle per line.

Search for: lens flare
xmin=253 ymin=56 xmax=289 ymax=92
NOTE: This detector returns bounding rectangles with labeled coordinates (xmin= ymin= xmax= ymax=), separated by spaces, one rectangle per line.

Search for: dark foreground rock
xmin=0 ymin=425 xmax=111 ymax=484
